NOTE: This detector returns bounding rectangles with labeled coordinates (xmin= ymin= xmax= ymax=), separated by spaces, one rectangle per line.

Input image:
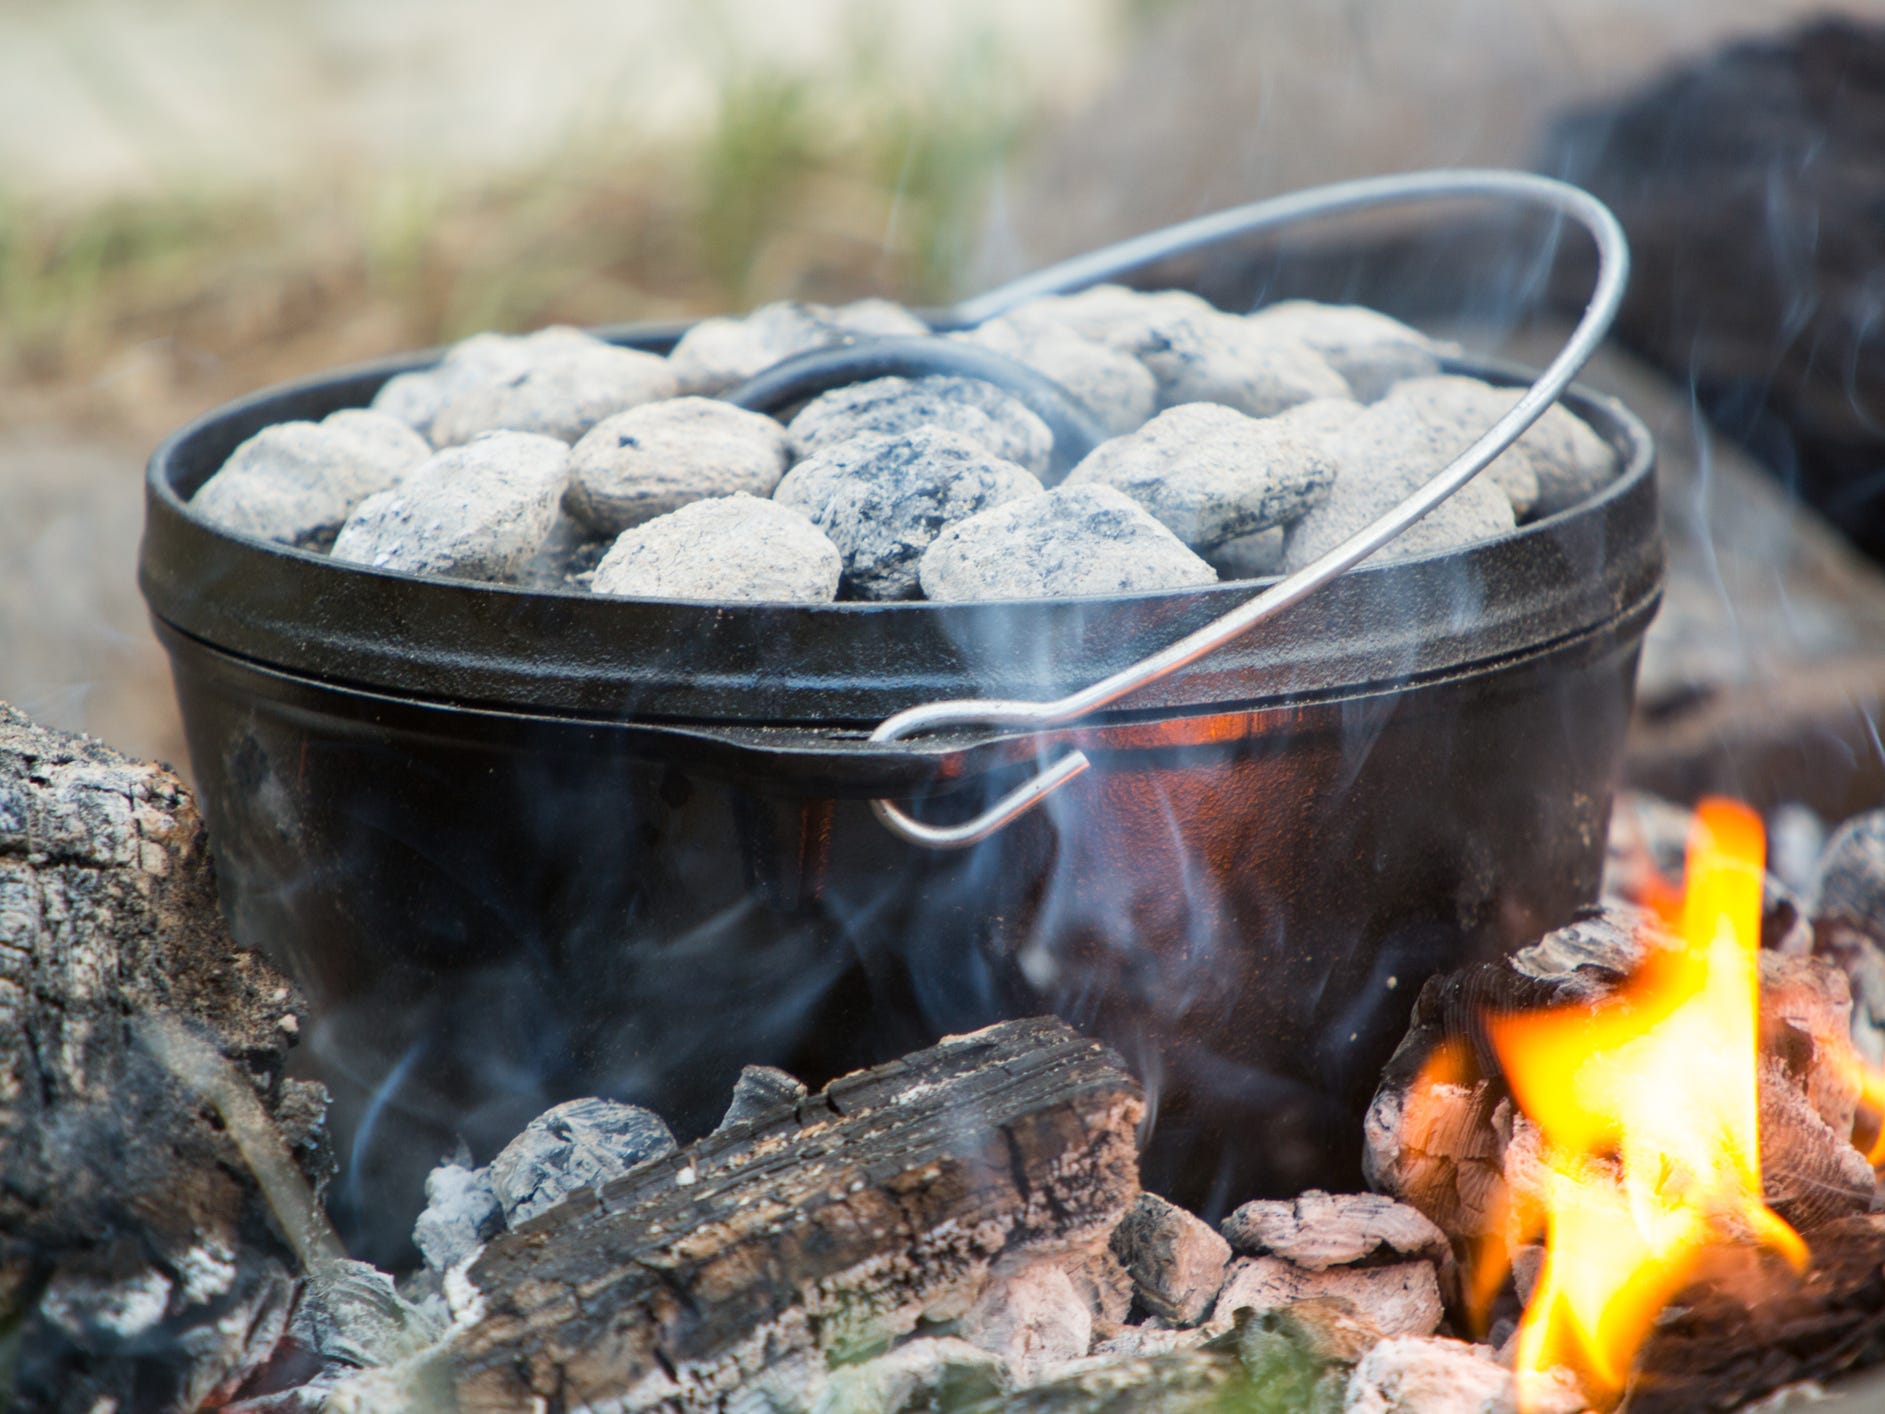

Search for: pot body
xmin=141 ymin=333 xmax=1662 ymax=1263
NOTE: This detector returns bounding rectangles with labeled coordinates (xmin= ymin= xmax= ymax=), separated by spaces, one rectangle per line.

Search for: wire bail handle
xmin=869 ymin=169 xmax=1631 ymax=850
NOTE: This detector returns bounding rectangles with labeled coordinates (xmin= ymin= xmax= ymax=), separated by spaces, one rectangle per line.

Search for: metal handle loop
xmin=869 ymin=168 xmax=1631 ymax=850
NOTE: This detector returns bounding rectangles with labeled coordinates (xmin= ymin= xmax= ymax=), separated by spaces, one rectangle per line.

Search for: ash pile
xmin=185 ymin=289 xmax=1620 ymax=604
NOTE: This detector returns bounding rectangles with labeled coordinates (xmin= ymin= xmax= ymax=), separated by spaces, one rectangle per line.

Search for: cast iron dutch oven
xmin=139 ymin=172 xmax=1661 ymax=1261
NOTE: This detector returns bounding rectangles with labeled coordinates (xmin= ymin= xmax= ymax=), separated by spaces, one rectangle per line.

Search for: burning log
xmin=1365 ymin=906 xmax=1877 ymax=1245
xmin=0 ymin=704 xmax=328 ymax=1410
xmin=448 ymin=1017 xmax=1143 ymax=1412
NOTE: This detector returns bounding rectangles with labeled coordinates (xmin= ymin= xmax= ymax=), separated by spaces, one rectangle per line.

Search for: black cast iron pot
xmin=141 ymin=326 xmax=1660 ymax=1263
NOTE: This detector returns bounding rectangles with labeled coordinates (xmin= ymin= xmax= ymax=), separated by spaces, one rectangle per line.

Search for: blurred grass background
xmin=0 ymin=0 xmax=1138 ymax=433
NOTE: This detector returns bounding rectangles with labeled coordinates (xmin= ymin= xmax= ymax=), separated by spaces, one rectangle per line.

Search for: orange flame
xmin=1486 ymin=799 xmax=1809 ymax=1410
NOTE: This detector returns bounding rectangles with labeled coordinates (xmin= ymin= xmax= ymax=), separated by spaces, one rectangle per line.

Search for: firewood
xmin=1628 ymin=1214 xmax=1885 ymax=1411
xmin=449 ymin=1017 xmax=1143 ymax=1412
xmin=1364 ymin=907 xmax=1879 ymax=1246
xmin=0 ymin=704 xmax=324 ymax=1411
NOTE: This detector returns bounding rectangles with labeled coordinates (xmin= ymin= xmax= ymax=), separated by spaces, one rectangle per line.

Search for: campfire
xmin=12 ymin=162 xmax=1885 ymax=1414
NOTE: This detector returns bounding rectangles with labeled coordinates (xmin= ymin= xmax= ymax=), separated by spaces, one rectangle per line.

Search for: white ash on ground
xmin=590 ymin=493 xmax=842 ymax=604
xmin=190 ymin=292 xmax=1623 ymax=602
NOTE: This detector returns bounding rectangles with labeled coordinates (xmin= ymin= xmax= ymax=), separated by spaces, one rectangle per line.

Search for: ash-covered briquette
xmin=1274 ymin=397 xmax=1519 ymax=573
xmin=429 ymin=341 xmax=678 ymax=447
xmin=369 ymin=325 xmax=615 ymax=440
xmin=919 ymin=483 xmax=1218 ymax=601
xmin=1204 ymin=526 xmax=1286 ymax=580
xmin=1381 ymin=374 xmax=1618 ymax=520
xmin=330 ymin=431 xmax=570 ymax=581
xmin=666 ymin=297 xmax=930 ymax=396
xmin=564 ymin=396 xmax=788 ymax=535
xmin=190 ymin=408 xmax=430 ymax=544
xmin=487 ymin=1097 xmax=676 ymax=1228
xmin=1010 ymin=283 xmax=1220 ymax=356
xmin=590 ymin=493 xmax=842 ymax=603
xmin=1244 ymin=300 xmax=1444 ymax=403
xmin=958 ymin=310 xmax=1159 ymax=437
xmin=1136 ymin=313 xmax=1353 ymax=418
xmin=787 ymin=374 xmax=1056 ymax=477
xmin=774 ymin=427 xmax=1042 ymax=600
xmin=1066 ymin=402 xmax=1337 ymax=550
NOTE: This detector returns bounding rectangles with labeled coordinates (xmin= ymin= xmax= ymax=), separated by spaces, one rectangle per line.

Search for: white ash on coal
xmin=1135 ymin=315 xmax=1352 ymax=419
xmin=487 ymin=1096 xmax=676 ymax=1226
xmin=958 ymin=310 xmax=1160 ymax=437
xmin=591 ymin=492 xmax=843 ymax=603
xmin=409 ymin=1164 xmax=502 ymax=1275
xmin=1382 ymin=375 xmax=1618 ymax=520
xmin=775 ymin=427 xmax=1041 ymax=600
xmin=329 ymin=430 xmax=570 ymax=582
xmin=786 ymin=373 xmax=1055 ymax=477
xmin=430 ymin=339 xmax=677 ymax=448
xmin=189 ymin=291 xmax=1624 ymax=602
xmin=1065 ymin=401 xmax=1336 ymax=550
xmin=369 ymin=325 xmax=603 ymax=440
xmin=1243 ymin=300 xmax=1446 ymax=403
xmin=189 ymin=409 xmax=430 ymax=546
xmin=1346 ymin=1335 xmax=1585 ymax=1414
xmin=565 ymin=396 xmax=788 ymax=535
xmin=918 ymin=484 xmax=1218 ymax=601
xmin=666 ymin=298 xmax=930 ymax=396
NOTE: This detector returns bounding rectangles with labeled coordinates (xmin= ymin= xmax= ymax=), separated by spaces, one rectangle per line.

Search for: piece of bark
xmin=449 ymin=1018 xmax=1143 ymax=1412
xmin=1211 ymin=1257 xmax=1443 ymax=1340
xmin=1219 ymin=1191 xmax=1448 ymax=1272
xmin=1109 ymin=1192 xmax=1231 ymax=1326
xmin=0 ymin=703 xmax=320 ymax=1411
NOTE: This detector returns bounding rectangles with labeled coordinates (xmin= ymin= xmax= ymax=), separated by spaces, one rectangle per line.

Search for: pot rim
xmin=140 ymin=326 xmax=1663 ymax=725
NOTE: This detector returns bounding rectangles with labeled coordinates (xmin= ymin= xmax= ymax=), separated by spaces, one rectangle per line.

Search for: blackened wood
xmin=0 ymin=703 xmax=319 ymax=1412
xmin=452 ymin=1017 xmax=1144 ymax=1412
xmin=1630 ymin=1215 xmax=1885 ymax=1412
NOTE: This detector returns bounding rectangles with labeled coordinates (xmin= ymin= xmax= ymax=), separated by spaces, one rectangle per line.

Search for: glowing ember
xmin=1487 ymin=799 xmax=1809 ymax=1410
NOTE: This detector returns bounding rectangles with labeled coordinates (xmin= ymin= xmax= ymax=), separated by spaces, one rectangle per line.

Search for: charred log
xmin=450 ymin=1017 xmax=1144 ymax=1412
xmin=0 ymin=703 xmax=326 ymax=1411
